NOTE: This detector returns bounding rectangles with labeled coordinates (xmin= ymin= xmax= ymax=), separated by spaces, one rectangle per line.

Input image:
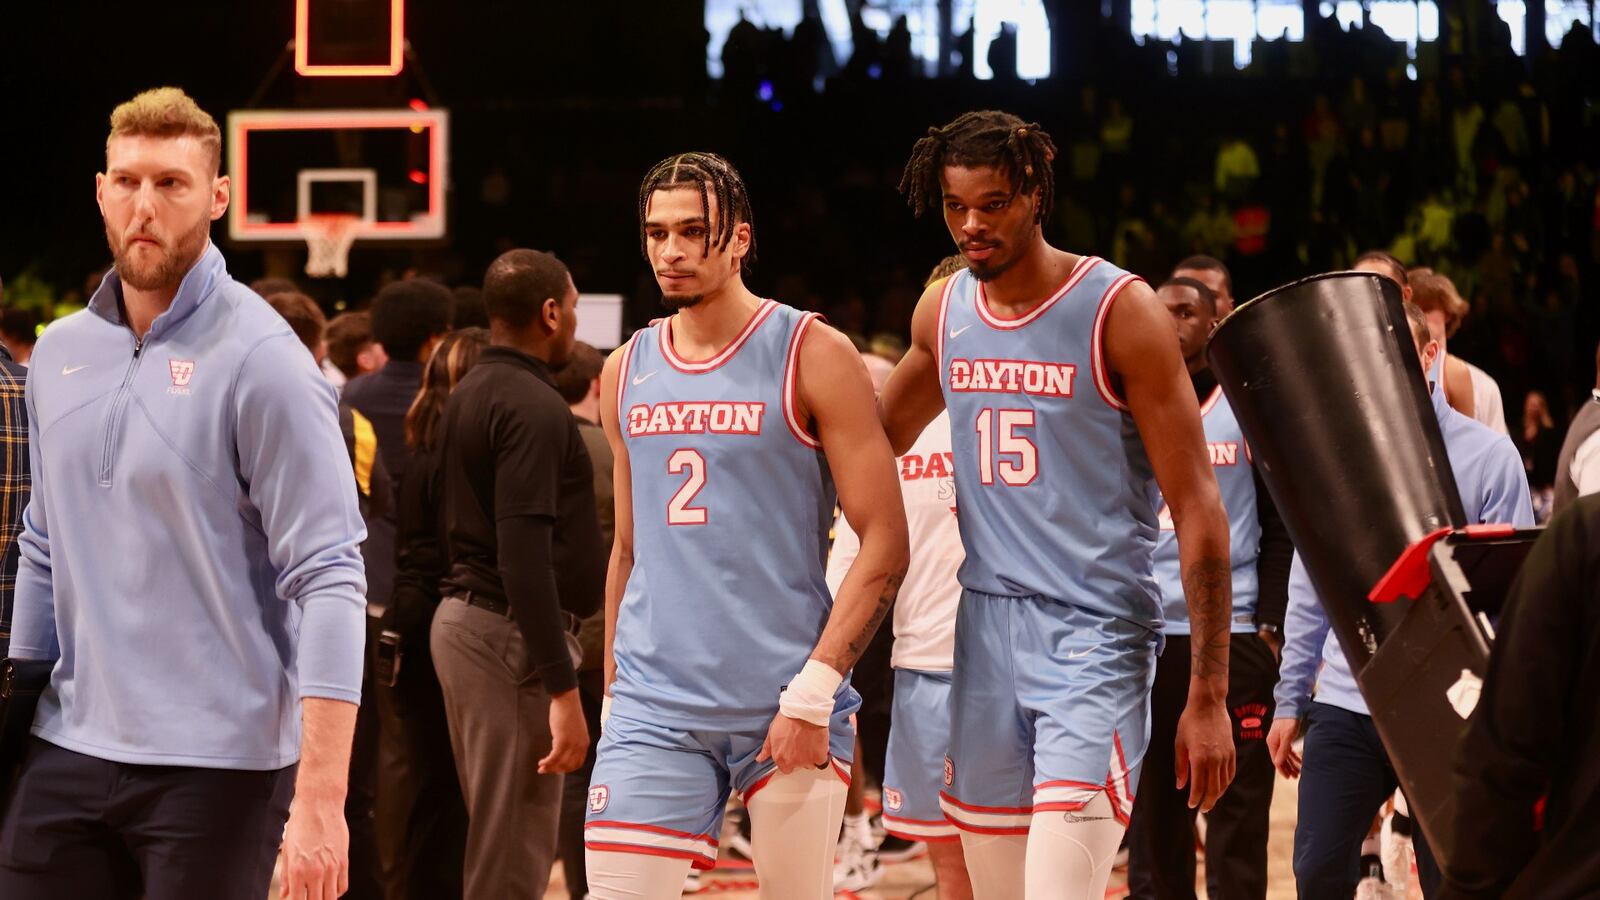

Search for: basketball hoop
xmin=299 ymin=213 xmax=361 ymax=278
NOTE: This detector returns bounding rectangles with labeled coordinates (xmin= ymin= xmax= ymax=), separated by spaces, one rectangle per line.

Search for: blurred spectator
xmin=264 ymin=291 xmax=327 ymax=365
xmin=452 ymin=285 xmax=490 ymax=329
xmin=1411 ymin=268 xmax=1508 ymax=435
xmin=249 ymin=275 xmax=300 ymax=299
xmin=1518 ymin=389 xmax=1560 ymax=522
xmin=326 ymin=311 xmax=388 ymax=391
xmin=0 ymin=309 xmax=39 ymax=367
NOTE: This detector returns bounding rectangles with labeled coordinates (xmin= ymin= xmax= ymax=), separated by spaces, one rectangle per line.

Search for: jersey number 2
xmin=667 ymin=449 xmax=708 ymax=525
xmin=975 ymin=409 xmax=1038 ymax=486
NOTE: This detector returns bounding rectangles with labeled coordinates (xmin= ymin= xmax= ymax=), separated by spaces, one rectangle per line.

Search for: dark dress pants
xmin=1292 ymin=702 xmax=1441 ymax=899
xmin=0 ymin=737 xmax=294 ymax=900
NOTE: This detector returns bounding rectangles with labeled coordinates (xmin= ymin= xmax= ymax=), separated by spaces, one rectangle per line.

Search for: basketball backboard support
xmin=295 ymin=0 xmax=405 ymax=76
xmin=227 ymin=108 xmax=449 ymax=244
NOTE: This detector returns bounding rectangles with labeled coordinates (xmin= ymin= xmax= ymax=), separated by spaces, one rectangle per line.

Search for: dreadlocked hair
xmin=899 ymin=110 xmax=1057 ymax=224
xmin=638 ymin=152 xmax=756 ymax=268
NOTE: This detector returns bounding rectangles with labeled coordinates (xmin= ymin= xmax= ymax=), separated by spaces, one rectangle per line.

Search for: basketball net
xmin=300 ymin=214 xmax=361 ymax=278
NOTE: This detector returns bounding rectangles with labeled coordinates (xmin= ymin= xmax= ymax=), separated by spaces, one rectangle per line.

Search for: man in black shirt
xmin=432 ymin=248 xmax=604 ymax=899
xmin=1127 ymin=274 xmax=1293 ymax=900
xmin=1440 ymin=494 xmax=1600 ymax=898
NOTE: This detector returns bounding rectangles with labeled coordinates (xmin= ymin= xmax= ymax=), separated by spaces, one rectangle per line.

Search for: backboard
xmin=295 ymin=0 xmax=405 ymax=76
xmin=226 ymin=107 xmax=449 ymax=244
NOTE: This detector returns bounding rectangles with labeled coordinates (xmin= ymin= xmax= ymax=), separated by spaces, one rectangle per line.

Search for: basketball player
xmin=879 ymin=111 xmax=1236 ymax=898
xmin=585 ymin=152 xmax=910 ymax=899
xmin=829 ymin=255 xmax=974 ymax=899
xmin=1171 ymin=254 xmax=1237 ymax=317
xmin=1126 ymin=276 xmax=1290 ymax=900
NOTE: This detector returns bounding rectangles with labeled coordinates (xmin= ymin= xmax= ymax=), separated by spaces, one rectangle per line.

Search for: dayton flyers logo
xmin=169 ymin=359 xmax=195 ymax=386
xmin=588 ymin=784 xmax=610 ymax=813
xmin=883 ymin=787 xmax=904 ymax=811
xmin=167 ymin=359 xmax=196 ymax=396
xmin=943 ymin=757 xmax=955 ymax=787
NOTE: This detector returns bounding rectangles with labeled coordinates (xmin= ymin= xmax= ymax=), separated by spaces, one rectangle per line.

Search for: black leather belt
xmin=453 ymin=592 xmax=581 ymax=635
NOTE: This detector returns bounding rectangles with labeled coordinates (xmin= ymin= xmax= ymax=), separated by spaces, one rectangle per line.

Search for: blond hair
xmin=107 ymin=87 xmax=222 ymax=174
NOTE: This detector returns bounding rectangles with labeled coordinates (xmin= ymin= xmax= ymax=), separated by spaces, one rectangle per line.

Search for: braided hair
xmin=898 ymin=110 xmax=1057 ymax=224
xmin=637 ymin=152 xmax=756 ymax=268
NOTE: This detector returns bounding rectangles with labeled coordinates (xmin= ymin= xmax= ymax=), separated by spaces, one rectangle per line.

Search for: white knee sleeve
xmin=960 ymin=830 xmax=1027 ymax=900
xmin=747 ymin=764 xmax=848 ymax=900
xmin=585 ymin=848 xmax=693 ymax=900
xmin=1023 ymin=792 xmax=1127 ymax=898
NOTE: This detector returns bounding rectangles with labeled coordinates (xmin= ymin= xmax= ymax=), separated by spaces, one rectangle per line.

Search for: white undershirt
xmin=827 ymin=411 xmax=963 ymax=672
xmin=1465 ymin=360 xmax=1508 ymax=436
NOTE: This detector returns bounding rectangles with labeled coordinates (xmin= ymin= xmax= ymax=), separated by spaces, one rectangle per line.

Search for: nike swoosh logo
xmin=1067 ymin=648 xmax=1093 ymax=659
xmin=948 ymin=324 xmax=973 ymax=340
xmin=632 ymin=371 xmax=658 ymax=386
xmin=61 ymin=365 xmax=90 ymax=375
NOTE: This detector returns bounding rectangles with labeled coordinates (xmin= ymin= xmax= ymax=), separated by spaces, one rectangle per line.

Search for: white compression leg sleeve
xmin=585 ymin=849 xmax=694 ymax=900
xmin=960 ymin=829 xmax=1028 ymax=900
xmin=747 ymin=764 xmax=849 ymax=900
xmin=1023 ymin=792 xmax=1127 ymax=898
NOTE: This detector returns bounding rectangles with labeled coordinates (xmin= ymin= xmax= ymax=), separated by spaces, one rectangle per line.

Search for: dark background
xmin=2 ymin=1 xmax=1598 ymax=430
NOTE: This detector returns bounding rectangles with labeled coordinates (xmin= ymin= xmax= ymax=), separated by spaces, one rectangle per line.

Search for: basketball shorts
xmin=939 ymin=589 xmax=1160 ymax=835
xmin=584 ymin=709 xmax=855 ymax=869
xmin=882 ymin=668 xmax=960 ymax=842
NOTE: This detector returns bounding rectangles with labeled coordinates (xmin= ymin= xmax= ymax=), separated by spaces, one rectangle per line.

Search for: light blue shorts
xmin=939 ymin=589 xmax=1159 ymax=835
xmin=585 ymin=709 xmax=855 ymax=869
xmin=883 ymin=668 xmax=960 ymax=842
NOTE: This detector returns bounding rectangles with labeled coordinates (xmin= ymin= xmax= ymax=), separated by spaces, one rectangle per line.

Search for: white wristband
xmin=778 ymin=660 xmax=843 ymax=727
xmin=601 ymin=694 xmax=613 ymax=730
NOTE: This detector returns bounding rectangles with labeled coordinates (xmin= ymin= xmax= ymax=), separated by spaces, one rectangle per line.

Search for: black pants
xmin=555 ymin=667 xmax=606 ymax=899
xmin=347 ymin=615 xmax=385 ymax=900
xmin=374 ymin=627 xmax=468 ymax=900
xmin=851 ymin=611 xmax=896 ymax=786
xmin=0 ymin=737 xmax=294 ymax=900
xmin=1127 ymin=631 xmax=1279 ymax=900
xmin=1293 ymin=702 xmax=1440 ymax=899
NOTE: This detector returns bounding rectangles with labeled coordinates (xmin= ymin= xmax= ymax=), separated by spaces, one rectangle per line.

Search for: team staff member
xmin=0 ymin=88 xmax=367 ymax=900
xmin=433 ymin=248 xmax=605 ymax=899
xmin=1268 ymin=303 xmax=1532 ymax=899
xmin=1128 ymin=276 xmax=1291 ymax=900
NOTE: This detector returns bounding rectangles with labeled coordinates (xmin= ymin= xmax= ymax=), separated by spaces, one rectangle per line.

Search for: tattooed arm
xmin=795 ymin=319 xmax=910 ymax=673
xmin=759 ymin=318 xmax=910 ymax=774
xmin=1104 ymin=278 xmax=1237 ymax=812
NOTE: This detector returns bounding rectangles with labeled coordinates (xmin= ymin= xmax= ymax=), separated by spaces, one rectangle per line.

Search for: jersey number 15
xmin=975 ymin=408 xmax=1038 ymax=486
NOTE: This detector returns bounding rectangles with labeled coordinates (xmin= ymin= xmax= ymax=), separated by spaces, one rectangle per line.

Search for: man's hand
xmin=539 ymin=688 xmax=589 ymax=775
xmin=278 ymin=791 xmax=349 ymax=900
xmin=1266 ymin=717 xmax=1302 ymax=778
xmin=1174 ymin=694 xmax=1235 ymax=812
xmin=758 ymin=713 xmax=829 ymax=775
xmin=1258 ymin=627 xmax=1283 ymax=662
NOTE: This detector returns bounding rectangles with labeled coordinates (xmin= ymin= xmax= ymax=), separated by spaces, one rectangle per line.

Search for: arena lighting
xmin=294 ymin=0 xmax=406 ymax=76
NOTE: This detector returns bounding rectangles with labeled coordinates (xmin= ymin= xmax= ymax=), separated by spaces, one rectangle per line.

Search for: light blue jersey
xmin=1151 ymin=388 xmax=1260 ymax=635
xmin=936 ymin=259 xmax=1161 ymax=629
xmin=610 ymin=300 xmax=856 ymax=732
